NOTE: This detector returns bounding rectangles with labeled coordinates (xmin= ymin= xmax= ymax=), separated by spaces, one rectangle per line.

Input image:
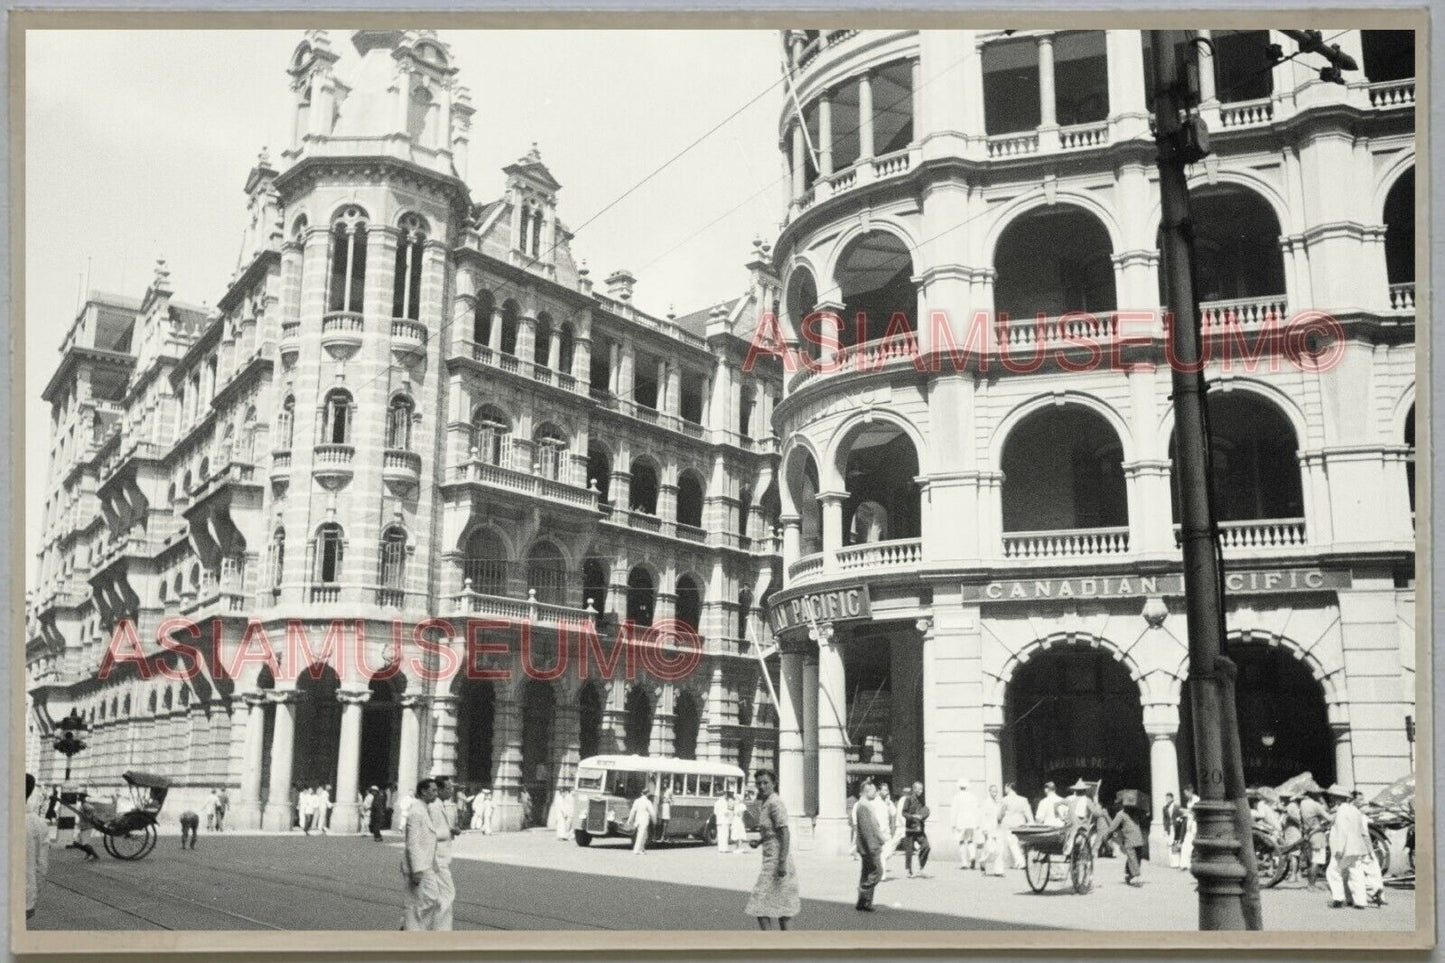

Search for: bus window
xmin=685 ymin=774 xmax=698 ymax=795
xmin=672 ymin=774 xmax=685 ymax=794
xmin=724 ymin=776 xmax=738 ymax=795
xmin=576 ymin=769 xmax=604 ymax=791
xmin=698 ymin=775 xmax=713 ymax=796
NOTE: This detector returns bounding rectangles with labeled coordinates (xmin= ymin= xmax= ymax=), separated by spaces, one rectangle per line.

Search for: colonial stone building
xmin=26 ymin=29 xmax=782 ymax=831
xmin=764 ymin=28 xmax=1417 ymax=853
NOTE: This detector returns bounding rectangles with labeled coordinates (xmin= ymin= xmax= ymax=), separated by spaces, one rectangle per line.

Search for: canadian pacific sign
xmin=962 ymin=568 xmax=1350 ymax=603
xmin=768 ymin=584 xmax=871 ymax=632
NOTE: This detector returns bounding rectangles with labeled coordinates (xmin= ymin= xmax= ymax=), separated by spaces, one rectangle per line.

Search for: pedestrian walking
xmin=299 ymin=786 xmax=317 ymax=835
xmin=901 ymin=780 xmax=931 ymax=877
xmin=876 ymin=783 xmax=903 ymax=881
xmin=713 ymin=791 xmax=734 ymax=853
xmin=431 ymin=777 xmax=459 ymax=930
xmin=67 ymin=790 xmax=101 ymax=861
xmin=1299 ymin=786 xmax=1330 ymax=890
xmin=202 ymin=787 xmax=220 ymax=831
xmin=481 ymin=789 xmax=496 ymax=835
xmin=950 ymin=778 xmax=980 ymax=869
xmin=26 ymin=773 xmax=50 ymax=920
xmin=400 ymin=778 xmax=447 ymax=931
xmin=846 ymin=784 xmax=859 ymax=860
xmin=369 ymin=785 xmax=388 ymax=841
xmin=1178 ymin=788 xmax=1198 ymax=872
xmin=396 ymin=788 xmax=414 ymax=834
xmin=554 ymin=786 xmax=573 ymax=841
xmin=996 ymin=783 xmax=1030 ymax=873
xmin=320 ymin=784 xmax=334 ymax=834
xmin=626 ymin=790 xmax=655 ymax=855
xmin=519 ymin=786 xmax=533 ymax=829
xmin=385 ymin=783 xmax=398 ymax=830
xmin=179 ymin=810 xmax=200 ymax=849
xmin=744 ymin=769 xmax=799 ymax=930
xmin=215 ymin=787 xmax=230 ymax=832
xmin=289 ymin=782 xmax=301 ymax=831
xmin=730 ymin=791 xmax=749 ymax=851
xmin=1325 ymin=783 xmax=1372 ymax=909
xmin=656 ymin=786 xmax=674 ymax=843
xmin=1102 ymin=800 xmax=1146 ymax=886
xmin=853 ymin=781 xmax=887 ymax=912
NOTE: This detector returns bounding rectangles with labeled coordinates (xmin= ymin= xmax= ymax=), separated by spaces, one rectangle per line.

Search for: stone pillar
xmin=777 ymin=650 xmax=806 ymax=818
xmin=790 ymin=123 xmax=805 ymax=200
xmin=1145 ymin=703 xmax=1182 ymax=849
xmin=1332 ymin=718 xmax=1357 ymax=791
xmin=911 ymin=57 xmax=923 ymax=140
xmin=429 ymin=696 xmax=459 ymax=778
xmin=492 ymin=688 xmax=524 ymax=830
xmin=487 ymin=306 xmax=503 ymax=353
xmin=397 ymin=695 xmax=424 ymax=793
xmin=1038 ymin=34 xmax=1057 ymax=127
xmin=983 ymin=721 xmax=1004 ymax=795
xmin=1105 ymin=29 xmax=1150 ymax=140
xmin=812 ymin=621 xmax=849 ymax=853
xmin=858 ymin=71 xmax=875 ymax=160
xmin=817 ymin=91 xmax=833 ymax=176
xmin=802 ymin=652 xmax=820 ymax=816
xmin=332 ymin=689 xmax=369 ymax=833
xmin=917 ymin=618 xmax=938 ymax=797
xmin=780 ymin=514 xmax=802 ymax=568
xmin=237 ymin=691 xmax=268 ymax=829
xmin=819 ymin=492 xmax=846 ymax=571
xmin=1196 ymin=29 xmax=1217 ymax=103
xmin=262 ymin=691 xmax=297 ymax=832
xmin=553 ymin=699 xmax=582 ymax=791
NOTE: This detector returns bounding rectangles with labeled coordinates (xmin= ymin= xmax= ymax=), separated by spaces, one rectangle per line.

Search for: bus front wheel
xmin=574 ymin=829 xmax=593 ymax=847
xmin=703 ymin=820 xmax=718 ymax=847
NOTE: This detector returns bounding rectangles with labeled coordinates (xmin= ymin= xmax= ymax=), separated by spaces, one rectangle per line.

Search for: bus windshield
xmin=575 ymin=768 xmax=604 ymax=791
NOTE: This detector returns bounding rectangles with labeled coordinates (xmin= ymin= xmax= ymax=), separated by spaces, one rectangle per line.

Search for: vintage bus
xmin=570 ymin=755 xmax=755 ymax=846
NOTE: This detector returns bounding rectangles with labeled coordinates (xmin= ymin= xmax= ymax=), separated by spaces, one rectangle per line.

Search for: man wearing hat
xmin=949 ymin=778 xmax=980 ymax=870
xmin=1102 ymin=797 xmax=1147 ymax=886
xmin=1298 ymin=783 xmax=1331 ymax=891
xmin=1035 ymin=781 xmax=1065 ymax=827
xmin=1324 ymin=783 xmax=1372 ymax=909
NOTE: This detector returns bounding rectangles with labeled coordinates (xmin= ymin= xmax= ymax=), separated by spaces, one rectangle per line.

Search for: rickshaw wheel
xmin=1024 ymin=849 xmax=1051 ymax=893
xmin=105 ymin=824 xmax=157 ymax=861
xmin=1070 ymin=834 xmax=1095 ymax=894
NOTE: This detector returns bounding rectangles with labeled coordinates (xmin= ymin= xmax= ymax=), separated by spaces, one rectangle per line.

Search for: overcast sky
xmin=24 ymin=29 xmax=786 ymax=578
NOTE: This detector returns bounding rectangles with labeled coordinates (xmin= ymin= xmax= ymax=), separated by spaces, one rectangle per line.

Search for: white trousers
xmin=402 ymin=867 xmax=456 ymax=931
xmin=716 ymin=819 xmax=731 ymax=853
xmin=1327 ymin=854 xmax=1369 ymax=906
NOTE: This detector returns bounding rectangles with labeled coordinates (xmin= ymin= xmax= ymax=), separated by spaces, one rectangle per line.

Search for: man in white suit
xmin=401 ymin=778 xmax=449 ymax=931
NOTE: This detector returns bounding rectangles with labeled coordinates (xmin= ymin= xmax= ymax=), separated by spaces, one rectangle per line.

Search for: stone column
xmin=1038 ymin=34 xmax=1057 ymax=127
xmin=790 ymin=123 xmax=805 ymax=201
xmin=487 ymin=306 xmax=503 ymax=353
xmin=817 ymin=91 xmax=833 ymax=176
xmin=917 ymin=618 xmax=938 ymax=797
xmin=858 ymin=71 xmax=875 ymax=160
xmin=492 ymin=688 xmax=524 ymax=830
xmin=1331 ymin=719 xmax=1357 ymax=791
xmin=332 ymin=689 xmax=369 ymax=834
xmin=397 ymin=695 xmax=424 ymax=792
xmin=1196 ymin=29 xmax=1217 ymax=103
xmin=553 ymin=699 xmax=581 ymax=790
xmin=1145 ymin=703 xmax=1182 ymax=848
xmin=429 ymin=696 xmax=459 ymax=778
xmin=1105 ymin=29 xmax=1149 ymax=140
xmin=780 ymin=514 xmax=802 ymax=568
xmin=911 ymin=57 xmax=923 ymax=140
xmin=777 ymin=650 xmax=806 ymax=818
xmin=812 ymin=621 xmax=849 ymax=853
xmin=819 ymin=492 xmax=846 ymax=572
xmin=262 ymin=691 xmax=297 ymax=832
xmin=237 ymin=691 xmax=268 ymax=829
xmin=802 ymin=652 xmax=820 ymax=816
xmin=983 ymin=721 xmax=1004 ymax=795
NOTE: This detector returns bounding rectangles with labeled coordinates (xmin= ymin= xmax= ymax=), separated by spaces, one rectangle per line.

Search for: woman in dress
xmin=744 ymin=770 xmax=799 ymax=930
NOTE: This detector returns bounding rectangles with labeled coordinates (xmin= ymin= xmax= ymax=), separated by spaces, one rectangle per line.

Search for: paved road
xmin=28 ymin=830 xmax=1416 ymax=933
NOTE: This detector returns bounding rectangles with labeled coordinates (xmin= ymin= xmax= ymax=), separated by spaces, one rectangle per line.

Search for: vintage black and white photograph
xmin=14 ymin=13 xmax=1429 ymax=952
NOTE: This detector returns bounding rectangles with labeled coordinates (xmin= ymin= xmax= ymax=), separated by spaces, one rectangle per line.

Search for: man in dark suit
xmin=854 ymin=781 xmax=888 ymax=911
xmin=1103 ymin=802 xmax=1147 ymax=886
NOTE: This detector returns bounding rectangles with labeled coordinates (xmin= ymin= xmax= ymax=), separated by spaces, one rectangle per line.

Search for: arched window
xmin=471 ymin=406 xmax=512 ymax=467
xmin=407 ymin=85 xmax=434 ymax=145
xmin=533 ymin=312 xmax=553 ymax=367
xmin=675 ymin=574 xmax=703 ymax=634
xmin=277 ymin=395 xmax=296 ymax=450
xmin=379 ymin=527 xmax=408 ymax=590
xmin=630 ymin=460 xmax=660 ymax=515
xmin=526 ymin=541 xmax=568 ymax=605
xmin=587 ymin=441 xmax=612 ymax=503
xmin=582 ymin=556 xmax=609 ymax=613
xmin=321 ymin=389 xmax=353 ymax=445
xmin=1405 ymin=403 xmax=1416 ymax=520
xmin=289 ymin=216 xmax=308 ymax=320
xmin=314 ymin=523 xmax=345 ymax=584
xmin=386 ymin=395 xmax=415 ymax=450
xmin=327 ymin=206 xmax=368 ymax=314
xmin=463 ymin=528 xmax=509 ymax=595
xmin=626 ymin=566 xmax=655 ymax=627
xmin=533 ymin=424 xmax=568 ymax=481
xmin=737 ymin=488 xmax=753 ymax=543
xmin=295 ymin=86 xmax=312 ymax=147
xmin=676 ymin=471 xmax=705 ymax=528
xmin=531 ymin=209 xmax=545 ymax=258
xmin=737 ymin=587 xmax=753 ymax=639
xmin=518 ymin=204 xmax=532 ymax=254
xmin=557 ymin=323 xmax=576 ymax=375
xmin=473 ymin=290 xmax=495 ymax=345
xmin=500 ymin=300 xmax=520 ymax=356
xmin=270 ymin=528 xmax=286 ymax=589
xmin=391 ymin=214 xmax=427 ymax=321
xmin=158 ymin=580 xmax=168 ymax=603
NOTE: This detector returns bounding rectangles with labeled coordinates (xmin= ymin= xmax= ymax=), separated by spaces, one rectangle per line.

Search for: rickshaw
xmin=62 ymin=771 xmax=171 ymax=861
xmin=1014 ymin=780 xmax=1101 ymax=894
xmin=1363 ymin=773 xmax=1415 ymax=887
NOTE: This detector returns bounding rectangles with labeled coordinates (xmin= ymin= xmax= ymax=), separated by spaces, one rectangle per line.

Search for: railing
xmin=321 ymin=312 xmax=364 ymax=334
xmin=829 ymin=168 xmax=857 ymax=192
xmin=1217 ymin=97 xmax=1274 ymax=129
xmin=987 ymin=130 xmax=1040 ymax=158
xmin=1215 ymin=518 xmax=1307 ymax=550
xmin=310 ymin=585 xmax=341 ymax=604
xmin=1059 ymin=121 xmax=1108 ymax=150
xmin=1002 ymin=527 xmax=1130 ymax=559
xmin=836 ymin=538 xmax=923 ymax=572
xmin=448 ymin=459 xmax=600 ymax=510
xmin=625 ymin=509 xmax=664 ymax=533
xmin=313 ymin=443 xmax=355 ymax=466
xmin=391 ymin=318 xmax=427 ymax=345
xmin=1000 ymin=312 xmax=1121 ymax=349
xmin=375 ymin=588 xmax=405 ymax=608
xmin=788 ymin=553 xmax=824 ymax=582
xmin=1368 ymin=78 xmax=1415 ymax=109
xmin=383 ymin=449 xmax=422 ymax=475
xmin=676 ymin=523 xmax=708 ymax=543
xmin=1199 ymin=296 xmax=1287 ymax=331
xmin=797 ymin=29 xmax=859 ymax=68
xmin=445 ymin=588 xmax=596 ymax=627
xmin=1389 ymin=282 xmax=1415 ymax=311
xmin=271 ymin=450 xmax=292 ymax=473
xmin=280 ymin=321 xmax=300 ymax=344
xmin=679 ymin=419 xmax=705 ymax=439
xmin=873 ymin=148 xmax=911 ymax=178
xmin=796 ymin=187 xmax=816 ymax=212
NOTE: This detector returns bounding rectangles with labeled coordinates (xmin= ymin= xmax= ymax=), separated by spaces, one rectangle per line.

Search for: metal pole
xmin=1148 ymin=29 xmax=1255 ymax=931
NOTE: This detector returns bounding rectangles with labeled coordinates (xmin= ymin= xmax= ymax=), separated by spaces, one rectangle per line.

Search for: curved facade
xmin=765 ymin=28 xmax=1417 ymax=853
xmin=26 ymin=30 xmax=783 ymax=831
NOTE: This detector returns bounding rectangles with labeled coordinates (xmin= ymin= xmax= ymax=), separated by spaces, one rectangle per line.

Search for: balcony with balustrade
xmin=312 ymin=443 xmax=355 ymax=483
xmin=442 ymin=582 xmax=597 ymax=630
xmin=390 ymin=318 xmax=428 ymax=361
xmin=441 ymin=438 xmax=600 ymax=516
xmin=382 ymin=448 xmax=423 ymax=487
xmin=319 ymin=311 xmax=364 ymax=351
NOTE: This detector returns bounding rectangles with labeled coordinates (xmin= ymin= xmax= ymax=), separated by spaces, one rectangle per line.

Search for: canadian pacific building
xmin=26 ymin=30 xmax=784 ymax=831
xmin=764 ymin=28 xmax=1416 ymax=853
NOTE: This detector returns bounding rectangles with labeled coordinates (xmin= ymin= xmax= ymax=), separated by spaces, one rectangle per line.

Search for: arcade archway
xmin=1003 ymin=646 xmax=1149 ymax=801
